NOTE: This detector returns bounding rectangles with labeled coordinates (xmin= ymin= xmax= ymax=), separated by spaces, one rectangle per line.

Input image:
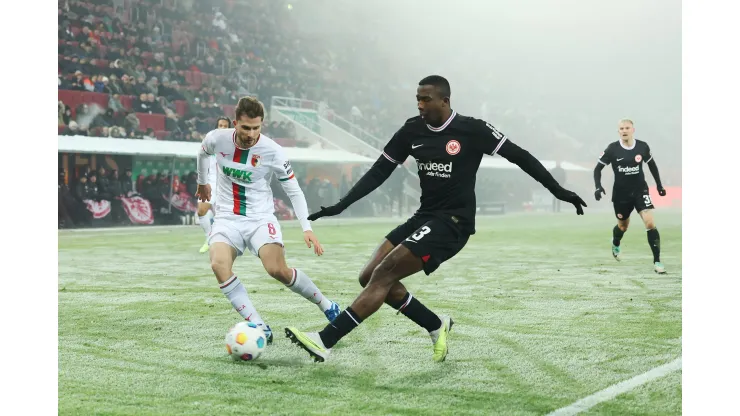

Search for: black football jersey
xmin=598 ymin=139 xmax=653 ymax=200
xmin=382 ymin=111 xmax=508 ymax=234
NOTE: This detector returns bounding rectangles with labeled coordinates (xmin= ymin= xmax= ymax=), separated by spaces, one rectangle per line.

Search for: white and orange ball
xmin=224 ymin=321 xmax=267 ymax=361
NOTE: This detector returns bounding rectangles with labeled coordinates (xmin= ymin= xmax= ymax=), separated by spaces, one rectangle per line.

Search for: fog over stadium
xmin=290 ymin=0 xmax=681 ymax=167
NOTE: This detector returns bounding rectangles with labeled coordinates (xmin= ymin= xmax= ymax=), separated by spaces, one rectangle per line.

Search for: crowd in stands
xmin=57 ymin=0 xmax=390 ymax=144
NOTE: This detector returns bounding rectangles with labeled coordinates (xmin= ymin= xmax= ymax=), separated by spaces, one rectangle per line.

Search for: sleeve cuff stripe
xmin=383 ymin=152 xmax=400 ymax=164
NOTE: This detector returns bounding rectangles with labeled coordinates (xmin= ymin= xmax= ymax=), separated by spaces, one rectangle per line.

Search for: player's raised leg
xmin=358 ymin=239 xmax=446 ymax=345
xmin=287 ymin=245 xmax=426 ymax=362
xmin=639 ymin=209 xmax=665 ymax=273
xmin=197 ymin=202 xmax=214 ymax=253
xmin=209 ymin=222 xmax=272 ymax=343
xmin=254 ymin=221 xmax=340 ymax=322
xmin=287 ymin=218 xmax=462 ymax=363
xmin=210 ymin=242 xmax=270 ymax=332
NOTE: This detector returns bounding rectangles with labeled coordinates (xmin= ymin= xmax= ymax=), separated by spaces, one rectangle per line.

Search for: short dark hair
xmin=418 ymin=75 xmax=451 ymax=98
xmin=215 ymin=116 xmax=232 ymax=128
xmin=235 ymin=96 xmax=265 ymax=120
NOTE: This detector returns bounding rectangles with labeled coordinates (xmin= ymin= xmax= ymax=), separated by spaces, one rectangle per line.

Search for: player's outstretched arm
xmin=647 ymin=159 xmax=666 ymax=196
xmin=497 ymin=140 xmax=587 ymax=215
xmin=278 ymin=177 xmax=313 ymax=232
xmin=308 ymin=156 xmax=397 ymax=221
xmin=594 ymin=163 xmax=606 ymax=201
xmin=279 ymin=179 xmax=324 ymax=255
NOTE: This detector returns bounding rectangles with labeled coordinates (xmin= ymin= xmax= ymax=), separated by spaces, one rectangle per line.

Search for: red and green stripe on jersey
xmin=231 ymin=147 xmax=250 ymax=215
xmin=278 ymin=172 xmax=295 ymax=182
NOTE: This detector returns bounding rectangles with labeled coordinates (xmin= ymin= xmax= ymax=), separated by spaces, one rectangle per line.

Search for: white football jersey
xmin=197 ymin=128 xmax=311 ymax=230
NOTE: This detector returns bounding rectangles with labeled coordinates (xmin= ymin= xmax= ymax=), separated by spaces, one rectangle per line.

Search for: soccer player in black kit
xmin=285 ymin=75 xmax=587 ymax=362
xmin=593 ymin=119 xmax=667 ymax=274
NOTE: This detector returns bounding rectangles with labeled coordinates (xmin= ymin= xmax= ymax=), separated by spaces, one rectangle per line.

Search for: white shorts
xmin=208 ymin=214 xmax=284 ymax=257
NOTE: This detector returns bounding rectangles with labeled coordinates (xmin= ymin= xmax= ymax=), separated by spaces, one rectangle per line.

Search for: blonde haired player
xmin=198 ymin=116 xmax=232 ymax=253
xmin=594 ymin=119 xmax=667 ymax=274
xmin=195 ymin=97 xmax=340 ymax=343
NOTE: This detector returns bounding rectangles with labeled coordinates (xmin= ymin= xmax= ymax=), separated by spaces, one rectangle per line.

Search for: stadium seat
xmin=174 ymin=100 xmax=188 ymax=116
xmin=136 ymin=113 xmax=166 ymax=131
xmin=118 ymin=95 xmax=134 ymax=109
xmin=81 ymin=92 xmax=109 ymax=109
xmin=58 ymin=90 xmax=84 ymax=112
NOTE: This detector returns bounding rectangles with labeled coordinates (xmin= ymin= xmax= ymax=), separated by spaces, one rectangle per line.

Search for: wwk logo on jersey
xmin=617 ymin=165 xmax=641 ymax=175
xmin=223 ymin=166 xmax=253 ymax=182
xmin=417 ymin=161 xmax=452 ymax=178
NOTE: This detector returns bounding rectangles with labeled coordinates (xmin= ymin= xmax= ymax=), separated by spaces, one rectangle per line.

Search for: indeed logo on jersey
xmin=417 ymin=161 xmax=452 ymax=178
xmin=617 ymin=165 xmax=641 ymax=175
xmin=222 ymin=166 xmax=253 ymax=182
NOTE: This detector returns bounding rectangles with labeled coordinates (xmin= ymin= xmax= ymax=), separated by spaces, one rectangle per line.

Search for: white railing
xmin=270 ymin=96 xmax=386 ymax=149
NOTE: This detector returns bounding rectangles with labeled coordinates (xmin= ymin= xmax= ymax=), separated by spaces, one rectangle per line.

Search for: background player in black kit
xmin=285 ymin=75 xmax=587 ymax=363
xmin=594 ymin=119 xmax=667 ymax=274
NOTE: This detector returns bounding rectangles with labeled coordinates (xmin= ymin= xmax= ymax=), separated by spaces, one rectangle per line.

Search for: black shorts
xmin=386 ymin=214 xmax=470 ymax=275
xmin=613 ymin=190 xmax=655 ymax=220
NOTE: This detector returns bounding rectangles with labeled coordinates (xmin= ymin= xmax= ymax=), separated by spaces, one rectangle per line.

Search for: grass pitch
xmin=59 ymin=211 xmax=682 ymax=415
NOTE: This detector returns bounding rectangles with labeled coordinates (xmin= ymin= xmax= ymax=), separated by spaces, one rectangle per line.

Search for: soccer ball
xmin=224 ymin=321 xmax=267 ymax=361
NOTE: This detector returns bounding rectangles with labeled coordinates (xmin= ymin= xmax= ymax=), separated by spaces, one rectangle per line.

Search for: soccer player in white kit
xmin=197 ymin=116 xmax=232 ymax=253
xmin=195 ymin=97 xmax=341 ymax=343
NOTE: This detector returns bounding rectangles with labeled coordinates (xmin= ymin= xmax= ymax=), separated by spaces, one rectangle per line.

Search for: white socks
xmin=286 ymin=268 xmax=332 ymax=312
xmin=199 ymin=210 xmax=214 ymax=238
xmin=219 ymin=275 xmax=264 ymax=325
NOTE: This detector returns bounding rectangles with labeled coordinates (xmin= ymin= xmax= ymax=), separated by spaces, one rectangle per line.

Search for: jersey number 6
xmin=411 ymin=226 xmax=431 ymax=241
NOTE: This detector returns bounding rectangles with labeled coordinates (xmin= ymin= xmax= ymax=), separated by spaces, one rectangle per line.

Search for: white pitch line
xmin=547 ymin=357 xmax=682 ymax=416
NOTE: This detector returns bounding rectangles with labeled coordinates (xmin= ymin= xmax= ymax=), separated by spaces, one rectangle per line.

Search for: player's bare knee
xmin=358 ymin=268 xmax=372 ymax=287
xmin=618 ymin=222 xmax=629 ymax=232
xmin=210 ymin=258 xmax=231 ymax=278
xmin=644 ymin=220 xmax=656 ymax=230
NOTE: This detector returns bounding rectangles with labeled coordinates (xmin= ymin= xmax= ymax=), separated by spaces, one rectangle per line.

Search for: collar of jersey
xmin=426 ymin=110 xmax=457 ymax=132
xmin=619 ymin=138 xmax=637 ymax=150
xmin=232 ymin=130 xmax=260 ymax=150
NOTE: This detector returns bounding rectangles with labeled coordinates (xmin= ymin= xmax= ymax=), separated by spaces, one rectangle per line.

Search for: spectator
xmin=62 ymin=121 xmax=87 ymax=136
xmin=87 ymin=172 xmax=100 ymax=201
xmin=97 ymin=167 xmax=112 ymax=200
xmin=75 ymin=174 xmax=93 ymax=201
xmin=122 ymin=168 xmax=135 ymax=196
